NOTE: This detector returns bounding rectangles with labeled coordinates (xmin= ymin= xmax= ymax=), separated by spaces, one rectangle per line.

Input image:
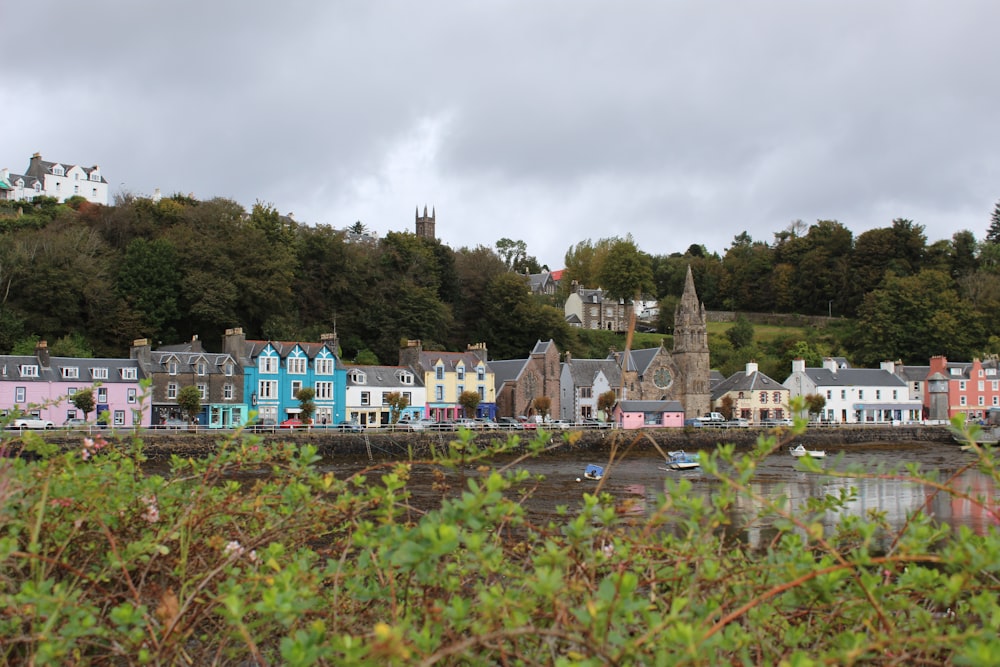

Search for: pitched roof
xmin=343 ymin=364 xmax=422 ymax=387
xmin=618 ymin=400 xmax=684 ymax=413
xmin=711 ymin=367 xmax=786 ymax=401
xmin=565 ymin=358 xmax=621 ymax=387
xmin=0 ymin=355 xmax=146 ymax=382
xmin=801 ymin=367 xmax=906 ymax=388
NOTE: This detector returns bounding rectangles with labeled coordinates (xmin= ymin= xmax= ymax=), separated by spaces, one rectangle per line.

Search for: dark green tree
xmin=71 ymin=389 xmax=96 ymax=421
xmin=296 ymin=387 xmax=316 ymax=424
xmin=986 ymin=200 xmax=1000 ymax=245
xmin=116 ymin=237 xmax=182 ymax=340
xmin=384 ymin=391 xmax=410 ymax=424
xmin=458 ymin=390 xmax=481 ymax=418
xmin=177 ymin=386 xmax=202 ymax=424
xmin=726 ymin=316 xmax=754 ymax=349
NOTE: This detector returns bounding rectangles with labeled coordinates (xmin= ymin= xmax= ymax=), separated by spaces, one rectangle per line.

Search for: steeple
xmin=672 ymin=265 xmax=710 ymax=418
xmin=415 ymin=204 xmax=436 ymax=240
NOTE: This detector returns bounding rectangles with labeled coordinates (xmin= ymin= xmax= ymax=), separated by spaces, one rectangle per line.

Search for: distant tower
xmin=672 ymin=265 xmax=711 ymax=418
xmin=415 ymin=205 xmax=436 ymax=240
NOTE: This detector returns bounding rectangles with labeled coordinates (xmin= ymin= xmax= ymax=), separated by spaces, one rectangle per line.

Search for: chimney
xmin=564 ymin=350 xmax=572 ymax=363
xmin=320 ymin=332 xmax=340 ymax=356
xmin=399 ymin=339 xmax=423 ymax=368
xmin=880 ymin=360 xmax=896 ymax=374
xmin=189 ymin=334 xmax=203 ymax=353
xmin=791 ymin=358 xmax=806 ymax=374
xmin=467 ymin=342 xmax=488 ymax=362
xmin=35 ymin=340 xmax=51 ymax=368
xmin=745 ymin=361 xmax=758 ymax=375
xmin=822 ymin=357 xmax=839 ymax=373
xmin=223 ymin=328 xmax=246 ymax=361
xmin=130 ymin=338 xmax=152 ymax=369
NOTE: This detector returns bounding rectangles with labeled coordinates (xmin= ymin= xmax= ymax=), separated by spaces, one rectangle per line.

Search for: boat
xmin=583 ymin=464 xmax=604 ymax=480
xmin=662 ymin=450 xmax=700 ymax=471
xmin=790 ymin=444 xmax=826 ymax=458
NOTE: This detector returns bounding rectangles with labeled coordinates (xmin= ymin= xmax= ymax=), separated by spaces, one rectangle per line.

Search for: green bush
xmin=1 ymin=420 xmax=998 ymax=665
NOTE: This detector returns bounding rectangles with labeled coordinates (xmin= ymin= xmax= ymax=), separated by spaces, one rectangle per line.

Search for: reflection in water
xmin=320 ymin=442 xmax=999 ymax=549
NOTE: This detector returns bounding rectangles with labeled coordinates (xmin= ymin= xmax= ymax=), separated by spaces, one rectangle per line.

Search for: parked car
xmin=335 ymin=420 xmax=363 ymax=432
xmin=727 ymin=418 xmax=750 ymax=428
xmin=580 ymin=418 xmax=610 ymax=429
xmin=279 ymin=418 xmax=304 ymax=429
xmin=497 ymin=417 xmax=523 ymax=430
xmin=62 ymin=418 xmax=89 ymax=429
xmin=8 ymin=417 xmax=55 ymax=430
xmin=762 ymin=417 xmax=794 ymax=427
xmin=544 ymin=419 xmax=572 ymax=429
xmin=683 ymin=418 xmax=703 ymax=428
xmin=474 ymin=417 xmax=499 ymax=430
xmin=157 ymin=417 xmax=189 ymax=430
xmin=453 ymin=418 xmax=479 ymax=430
xmin=405 ymin=417 xmax=439 ymax=431
xmin=249 ymin=418 xmax=277 ymax=433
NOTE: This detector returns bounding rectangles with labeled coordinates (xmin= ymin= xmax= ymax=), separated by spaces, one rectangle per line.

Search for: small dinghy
xmin=583 ymin=464 xmax=604 ymax=480
xmin=662 ymin=450 xmax=700 ymax=471
xmin=790 ymin=443 xmax=826 ymax=458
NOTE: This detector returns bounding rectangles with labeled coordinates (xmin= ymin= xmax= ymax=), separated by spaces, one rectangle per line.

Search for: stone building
xmin=415 ymin=205 xmax=436 ymax=240
xmin=492 ymin=340 xmax=562 ymax=419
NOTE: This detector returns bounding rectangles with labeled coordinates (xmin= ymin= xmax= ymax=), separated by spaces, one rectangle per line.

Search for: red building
xmin=926 ymin=356 xmax=1000 ymax=420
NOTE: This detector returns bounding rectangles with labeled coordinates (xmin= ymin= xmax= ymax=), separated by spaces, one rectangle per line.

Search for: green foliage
xmin=176 ymin=385 xmax=202 ymax=423
xmin=384 ymin=392 xmax=410 ymax=423
xmin=458 ymin=390 xmax=481 ymax=418
xmin=597 ymin=235 xmax=655 ymax=303
xmin=725 ymin=315 xmax=754 ymax=349
xmin=71 ymin=389 xmax=96 ymax=419
xmin=2 ymin=427 xmax=998 ymax=664
xmin=295 ymin=387 xmax=316 ymax=422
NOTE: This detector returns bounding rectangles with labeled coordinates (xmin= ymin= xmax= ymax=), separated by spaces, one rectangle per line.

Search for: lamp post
xmin=828 ymin=300 xmax=833 ymax=318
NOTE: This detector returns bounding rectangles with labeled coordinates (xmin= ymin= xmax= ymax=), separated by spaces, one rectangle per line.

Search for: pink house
xmin=0 ymin=342 xmax=150 ymax=427
xmin=613 ymin=400 xmax=685 ymax=429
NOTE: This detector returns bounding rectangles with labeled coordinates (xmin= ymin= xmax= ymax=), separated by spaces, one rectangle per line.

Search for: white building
xmin=783 ymin=358 xmax=922 ymax=424
xmin=1 ymin=153 xmax=108 ymax=205
xmin=343 ymin=365 xmax=425 ymax=428
xmin=559 ymin=357 xmax=622 ymax=422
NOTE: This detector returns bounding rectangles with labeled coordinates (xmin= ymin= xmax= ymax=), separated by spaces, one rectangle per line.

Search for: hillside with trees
xmin=1 ymin=195 xmax=998 ymax=372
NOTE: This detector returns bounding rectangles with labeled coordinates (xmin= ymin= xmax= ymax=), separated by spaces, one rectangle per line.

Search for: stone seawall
xmin=33 ymin=424 xmax=957 ymax=461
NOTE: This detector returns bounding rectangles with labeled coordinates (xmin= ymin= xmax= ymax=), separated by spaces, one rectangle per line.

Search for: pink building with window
xmin=0 ymin=342 xmax=149 ymax=427
xmin=613 ymin=400 xmax=685 ymax=429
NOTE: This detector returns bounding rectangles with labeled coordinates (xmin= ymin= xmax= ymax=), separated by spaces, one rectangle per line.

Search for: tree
xmin=385 ymin=391 xmax=410 ymax=424
xmin=296 ymin=387 xmax=316 ymax=424
xmin=458 ymin=390 xmax=481 ymax=418
xmin=804 ymin=393 xmax=827 ymax=419
xmin=597 ymin=390 xmax=617 ymax=420
xmin=598 ymin=235 xmax=655 ymax=367
xmin=720 ymin=395 xmax=735 ymax=420
xmin=177 ymin=386 xmax=202 ymax=424
xmin=726 ymin=316 xmax=754 ymax=349
xmin=532 ymin=396 xmax=552 ymax=421
xmin=986 ymin=200 xmax=1000 ymax=245
xmin=71 ymin=389 xmax=95 ymax=421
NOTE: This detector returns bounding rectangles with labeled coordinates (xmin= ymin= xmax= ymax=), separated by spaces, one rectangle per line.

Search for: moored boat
xmin=583 ymin=464 xmax=604 ymax=480
xmin=662 ymin=450 xmax=700 ymax=471
xmin=790 ymin=443 xmax=826 ymax=458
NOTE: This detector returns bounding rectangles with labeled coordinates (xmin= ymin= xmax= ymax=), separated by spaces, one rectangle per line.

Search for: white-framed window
xmin=827 ymin=390 xmax=832 ymax=399
xmin=457 ymin=366 xmax=465 ymax=381
xmin=457 ymin=385 xmax=464 ymax=397
xmin=291 ymin=380 xmax=302 ymax=399
xmin=399 ymin=371 xmax=413 ymax=385
xmin=858 ymin=390 xmax=864 ymax=400
xmin=435 ymin=365 xmax=444 ymax=380
xmin=167 ymin=383 xmax=178 ymax=399
xmin=979 ymin=381 xmax=985 ymax=391
xmin=892 ymin=390 xmax=898 ymax=400
xmin=349 ymin=370 xmax=366 ymax=384
xmin=224 ymin=363 xmax=233 ymax=377
xmin=477 ymin=366 xmax=485 ymax=381
xmin=259 ymin=356 xmax=278 ymax=374
xmin=993 ymin=396 xmax=998 ymax=407
xmin=435 ymin=385 xmax=444 ymax=401
xmin=196 ymin=384 xmax=207 ymax=400
xmin=196 ymin=361 xmax=207 ymax=376
xmin=580 ymin=386 xmax=592 ymax=399
xmin=121 ymin=367 xmax=137 ymax=380
xmin=92 ymin=367 xmax=109 ymax=380
xmin=382 ymin=392 xmax=391 ymax=405
xmin=759 ymin=392 xmax=768 ymax=404
xmin=223 ymin=384 xmax=233 ymax=400
xmin=875 ymin=390 xmax=881 ymax=400
xmin=167 ymin=361 xmax=178 ymax=376
xmin=960 ymin=396 xmax=968 ymax=406
xmin=960 ymin=381 xmax=967 ymax=390
xmin=15 ymin=387 xmax=25 ymax=403
xmin=315 ymin=358 xmax=334 ymax=375
xmin=979 ymin=396 xmax=985 ymax=406
xmin=478 ymin=386 xmax=485 ymax=400
xmin=361 ymin=391 xmax=370 ymax=405
xmin=403 ymin=391 xmax=411 ymax=403
xmin=61 ymin=367 xmax=79 ymax=379
xmin=259 ymin=380 xmax=277 ymax=399
xmin=288 ymin=357 xmax=307 ymax=374
xmin=20 ymin=365 xmax=38 ymax=378
xmin=127 ymin=388 xmax=137 ymax=404
xmin=772 ymin=391 xmax=781 ymax=403
xmin=114 ymin=410 xmax=125 ymax=426
xmin=97 ymin=388 xmax=108 ymax=403
xmin=315 ymin=381 xmax=333 ymax=399
xmin=841 ymin=390 xmax=846 ymax=399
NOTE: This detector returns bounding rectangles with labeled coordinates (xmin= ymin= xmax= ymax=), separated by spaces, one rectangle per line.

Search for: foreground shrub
xmin=0 ymin=422 xmax=998 ymax=665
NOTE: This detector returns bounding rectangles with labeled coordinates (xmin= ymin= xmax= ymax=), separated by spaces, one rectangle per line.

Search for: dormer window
xmin=398 ymin=371 xmax=413 ymax=385
xmin=167 ymin=361 xmax=178 ymax=376
xmin=287 ymin=357 xmax=306 ymax=374
xmin=92 ymin=367 xmax=109 ymax=380
xmin=121 ymin=367 xmax=137 ymax=380
xmin=53 ymin=165 xmax=64 ymax=176
xmin=349 ymin=370 xmax=366 ymax=384
xmin=19 ymin=364 xmax=39 ymax=378
xmin=61 ymin=367 xmax=80 ymax=379
xmin=90 ymin=172 xmax=100 ymax=182
xmin=456 ymin=365 xmax=465 ymax=381
xmin=196 ymin=361 xmax=207 ymax=376
xmin=224 ymin=363 xmax=233 ymax=376
xmin=477 ymin=366 xmax=485 ymax=381
xmin=435 ymin=364 xmax=444 ymax=380
xmin=33 ymin=182 xmax=40 ymax=191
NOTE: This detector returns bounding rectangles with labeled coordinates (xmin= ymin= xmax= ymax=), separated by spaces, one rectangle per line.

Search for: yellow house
xmin=399 ymin=340 xmax=497 ymax=421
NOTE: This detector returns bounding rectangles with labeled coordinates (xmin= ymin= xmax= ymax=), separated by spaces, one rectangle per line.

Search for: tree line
xmin=2 ymin=195 xmax=999 ymax=367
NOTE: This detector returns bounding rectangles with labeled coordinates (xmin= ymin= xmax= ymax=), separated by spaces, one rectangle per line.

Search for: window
xmin=993 ymin=381 xmax=999 ymax=391
xmin=93 ymin=367 xmax=109 ymax=380
xmin=98 ymin=388 xmax=108 ymax=403
xmin=979 ymin=396 xmax=985 ymax=406
xmin=167 ymin=361 xmax=178 ymax=376
xmin=477 ymin=366 xmax=485 ymax=381
xmin=291 ymin=380 xmax=302 ymax=399
xmin=457 ymin=366 xmax=465 ymax=381
xmin=15 ymin=387 xmax=25 ymax=403
xmin=349 ymin=370 xmax=366 ymax=384
xmin=224 ymin=384 xmax=233 ymax=400
xmin=315 ymin=358 xmax=334 ymax=375
xmin=875 ymin=390 xmax=881 ymax=400
xmin=979 ymin=381 xmax=986 ymax=392
xmin=892 ymin=390 xmax=898 ymax=400
xmin=580 ymin=386 xmax=592 ymax=399
xmin=772 ymin=391 xmax=781 ymax=403
xmin=127 ymin=388 xmax=137 ymax=404
xmin=315 ymin=381 xmax=333 ymax=399
xmin=121 ymin=367 xmax=137 ymax=380
xmin=61 ymin=367 xmax=79 ymax=379
xmin=959 ymin=381 xmax=967 ymax=391
xmin=478 ymin=386 xmax=485 ymax=400
xmin=196 ymin=361 xmax=207 ymax=376
xmin=435 ymin=365 xmax=444 ymax=380
xmin=19 ymin=365 xmax=38 ymax=378
xmin=224 ymin=363 xmax=233 ymax=377
xmin=403 ymin=391 xmax=411 ymax=404
xmin=960 ymin=396 xmax=968 ymax=406
xmin=435 ymin=386 xmax=444 ymax=401
xmin=361 ymin=391 xmax=370 ymax=405
xmin=457 ymin=385 xmax=464 ymax=397
xmin=827 ymin=390 xmax=832 ymax=399
xmin=258 ymin=380 xmax=277 ymax=399
xmin=399 ymin=371 xmax=413 ymax=385
xmin=841 ymin=390 xmax=846 ymax=400
xmin=259 ymin=356 xmax=278 ymax=374
xmin=994 ymin=396 xmax=998 ymax=407
xmin=114 ymin=410 xmax=125 ymax=426
xmin=167 ymin=383 xmax=178 ymax=399
xmin=858 ymin=390 xmax=864 ymax=400
xmin=759 ymin=392 xmax=768 ymax=404
xmin=288 ymin=358 xmax=307 ymax=374
xmin=382 ymin=392 xmax=390 ymax=405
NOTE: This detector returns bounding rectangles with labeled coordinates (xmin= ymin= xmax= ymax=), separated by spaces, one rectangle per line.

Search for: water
xmin=315 ymin=441 xmax=999 ymax=545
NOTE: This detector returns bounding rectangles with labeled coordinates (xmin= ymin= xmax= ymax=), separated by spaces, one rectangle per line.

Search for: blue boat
xmin=583 ymin=464 xmax=604 ymax=480
xmin=663 ymin=450 xmax=700 ymax=471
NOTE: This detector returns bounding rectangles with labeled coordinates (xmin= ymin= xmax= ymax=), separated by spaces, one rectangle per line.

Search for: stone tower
xmin=672 ymin=265 xmax=711 ymax=418
xmin=415 ymin=205 xmax=436 ymax=240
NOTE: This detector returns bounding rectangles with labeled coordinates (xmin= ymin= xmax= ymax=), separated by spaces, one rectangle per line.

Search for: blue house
xmin=223 ymin=328 xmax=346 ymax=425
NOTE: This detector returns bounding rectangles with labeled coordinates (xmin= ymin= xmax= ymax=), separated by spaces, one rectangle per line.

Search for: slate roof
xmin=610 ymin=346 xmax=662 ymax=375
xmin=802 ymin=368 xmax=906 ymax=388
xmin=490 ymin=359 xmax=527 ymax=391
xmin=565 ymin=359 xmax=621 ymax=387
xmin=711 ymin=367 xmax=786 ymax=401
xmin=241 ymin=339 xmax=338 ymax=361
xmin=344 ymin=365 xmax=422 ymax=387
xmin=149 ymin=351 xmax=238 ymax=376
xmin=412 ymin=350 xmax=488 ymax=372
xmin=894 ymin=365 xmax=930 ymax=383
xmin=24 ymin=156 xmax=107 ymax=184
xmin=0 ymin=355 xmax=146 ymax=382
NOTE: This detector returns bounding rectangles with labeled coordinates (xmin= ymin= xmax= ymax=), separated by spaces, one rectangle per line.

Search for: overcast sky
xmin=4 ymin=2 xmax=1000 ymax=269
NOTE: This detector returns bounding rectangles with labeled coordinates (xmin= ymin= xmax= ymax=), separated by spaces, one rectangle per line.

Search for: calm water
xmin=316 ymin=441 xmax=999 ymax=546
